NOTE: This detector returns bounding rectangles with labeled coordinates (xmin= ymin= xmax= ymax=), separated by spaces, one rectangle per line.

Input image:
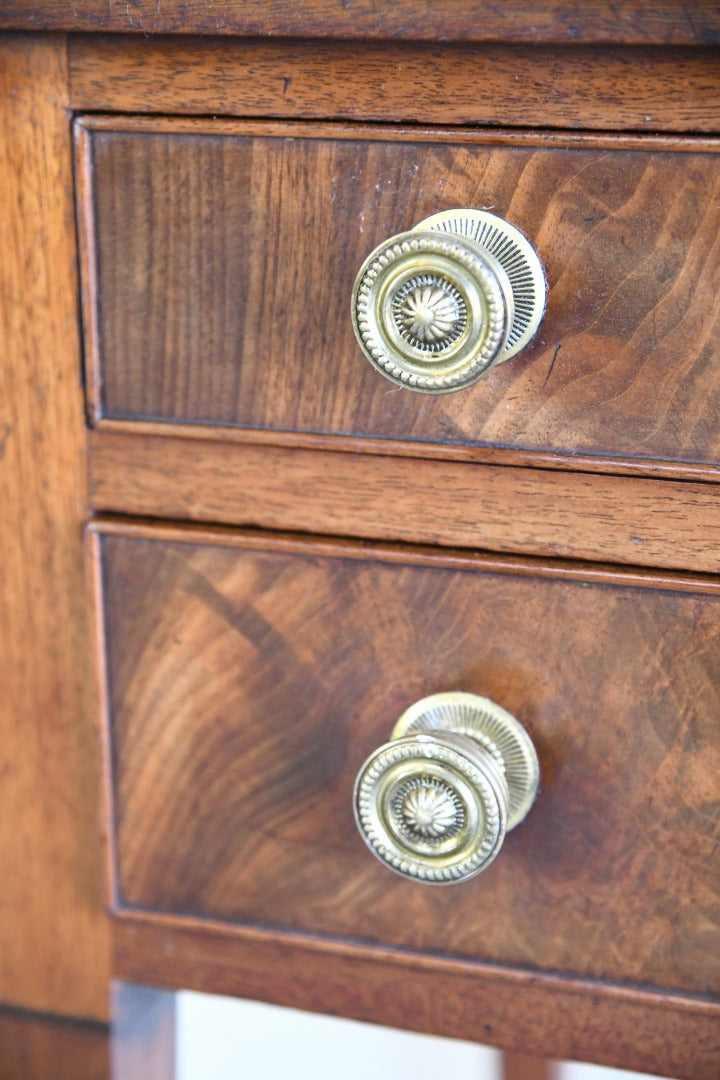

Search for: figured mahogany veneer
xmin=76 ymin=118 xmax=720 ymax=477
xmin=94 ymin=523 xmax=720 ymax=1003
xmin=1 ymin=15 xmax=719 ymax=1080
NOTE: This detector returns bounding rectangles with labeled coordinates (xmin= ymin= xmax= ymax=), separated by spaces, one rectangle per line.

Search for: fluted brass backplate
xmin=353 ymin=692 xmax=539 ymax=885
xmin=415 ymin=210 xmax=547 ymax=363
xmin=351 ymin=209 xmax=546 ymax=393
xmin=391 ymin=692 xmax=539 ymax=830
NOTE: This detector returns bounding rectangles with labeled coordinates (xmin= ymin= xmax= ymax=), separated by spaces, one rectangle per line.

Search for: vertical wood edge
xmin=74 ymin=118 xmax=102 ymax=424
xmin=0 ymin=32 xmax=110 ymax=1018
xmin=87 ymin=528 xmax=120 ymax=917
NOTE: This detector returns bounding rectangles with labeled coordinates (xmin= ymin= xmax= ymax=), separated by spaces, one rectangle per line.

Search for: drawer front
xmin=77 ymin=119 xmax=720 ymax=475
xmin=97 ymin=525 xmax=720 ymax=999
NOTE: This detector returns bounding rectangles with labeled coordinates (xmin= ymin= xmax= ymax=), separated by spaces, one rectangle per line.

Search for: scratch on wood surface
xmin=543 ymin=342 xmax=561 ymax=387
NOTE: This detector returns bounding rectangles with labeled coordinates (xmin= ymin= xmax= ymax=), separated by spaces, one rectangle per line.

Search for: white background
xmin=177 ymin=992 xmax=669 ymax=1080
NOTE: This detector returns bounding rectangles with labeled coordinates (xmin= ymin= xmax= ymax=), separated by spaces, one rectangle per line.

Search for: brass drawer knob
xmin=351 ymin=209 xmax=546 ymax=393
xmin=354 ymin=692 xmax=539 ymax=884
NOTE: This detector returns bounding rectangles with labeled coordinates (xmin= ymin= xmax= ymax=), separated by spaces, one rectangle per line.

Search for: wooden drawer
xmin=92 ymin=521 xmax=720 ymax=1072
xmin=2 ymin=16 xmax=720 ymax=1080
xmin=77 ymin=116 xmax=720 ymax=478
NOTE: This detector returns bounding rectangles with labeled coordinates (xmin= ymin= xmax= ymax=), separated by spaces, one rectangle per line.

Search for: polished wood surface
xmin=0 ymin=1006 xmax=108 ymax=1080
xmin=0 ymin=21 xmax=717 ymax=1077
xmin=502 ymin=1054 xmax=557 ymax=1080
xmin=92 ymin=415 xmax=720 ymax=481
xmin=95 ymin=524 xmax=720 ymax=999
xmin=4 ymin=2 xmax=720 ymax=43
xmin=89 ymin=516 xmax=720 ymax=596
xmin=99 ymin=416 xmax=720 ymax=484
xmin=113 ymin=912 xmax=720 ymax=1079
xmin=77 ymin=118 xmax=720 ymax=475
xmin=88 ymin=428 xmax=720 ymax=574
xmin=68 ymin=37 xmax=720 ymax=133
xmin=0 ymin=34 xmax=109 ymax=1020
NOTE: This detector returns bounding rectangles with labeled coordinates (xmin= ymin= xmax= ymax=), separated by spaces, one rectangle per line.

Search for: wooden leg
xmin=112 ymin=983 xmax=176 ymax=1080
xmin=501 ymin=1051 xmax=559 ymax=1080
xmin=0 ymin=1004 xmax=109 ymax=1080
xmin=0 ymin=31 xmax=109 ymax=1023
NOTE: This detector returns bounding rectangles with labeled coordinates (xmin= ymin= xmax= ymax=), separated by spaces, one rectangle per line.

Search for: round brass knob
xmin=351 ymin=209 xmax=546 ymax=393
xmin=353 ymin=692 xmax=539 ymax=884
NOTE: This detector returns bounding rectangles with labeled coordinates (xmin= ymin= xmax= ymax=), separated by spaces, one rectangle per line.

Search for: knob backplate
xmin=391 ymin=691 xmax=539 ymax=830
xmin=415 ymin=210 xmax=547 ymax=363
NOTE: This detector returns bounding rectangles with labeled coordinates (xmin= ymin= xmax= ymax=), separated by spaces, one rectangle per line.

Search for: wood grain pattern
xmin=95 ymin=525 xmax=720 ymax=1001
xmin=0 ymin=35 xmax=109 ymax=1019
xmin=0 ymin=1006 xmax=109 ymax=1080
xmin=2 ymin=17 xmax=717 ymax=1076
xmin=77 ymin=119 xmax=720 ymax=475
xmin=89 ymin=516 xmax=720 ymax=597
xmin=3 ymin=1 xmax=720 ymax=44
xmin=68 ymin=37 xmax=720 ymax=133
xmin=94 ymin=415 xmax=720 ymax=483
xmin=88 ymin=429 xmax=720 ymax=574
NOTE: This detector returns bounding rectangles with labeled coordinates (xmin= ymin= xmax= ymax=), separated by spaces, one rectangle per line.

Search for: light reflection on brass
xmin=351 ymin=208 xmax=546 ymax=393
xmin=353 ymin=691 xmax=539 ymax=884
